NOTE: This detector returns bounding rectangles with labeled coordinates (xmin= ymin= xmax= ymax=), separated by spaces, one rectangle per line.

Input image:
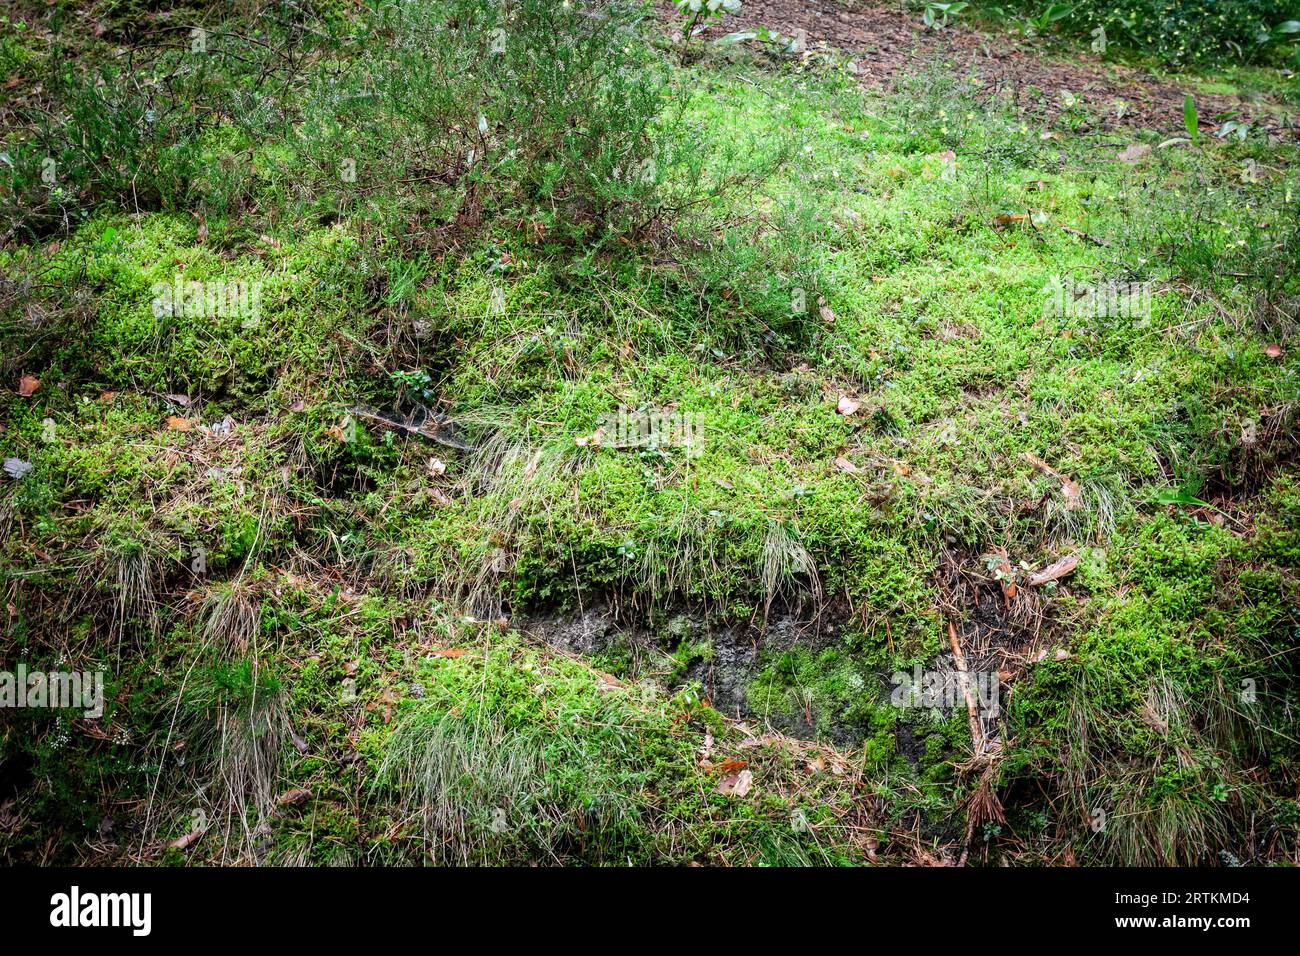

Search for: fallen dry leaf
xmin=718 ymin=768 xmax=753 ymax=798
xmin=275 ymin=788 xmax=311 ymax=809
xmin=992 ymin=549 xmax=1017 ymax=603
xmin=698 ymin=731 xmax=714 ymax=764
xmin=1024 ymin=452 xmax=1080 ymax=510
xmin=165 ymin=416 xmax=192 ymax=432
xmin=17 ymin=375 xmax=38 ymax=397
xmin=834 ymin=456 xmax=858 ymax=473
xmin=168 ymin=826 xmax=205 ymax=851
xmin=992 ymin=213 xmax=1029 ymax=229
xmin=431 ymin=648 xmax=468 ymax=658
xmin=1029 ymin=554 xmax=1080 ymax=587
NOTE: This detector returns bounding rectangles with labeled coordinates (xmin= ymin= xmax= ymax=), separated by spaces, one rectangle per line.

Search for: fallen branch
xmin=346 ymin=404 xmax=474 ymax=451
xmin=948 ymin=620 xmax=985 ymax=756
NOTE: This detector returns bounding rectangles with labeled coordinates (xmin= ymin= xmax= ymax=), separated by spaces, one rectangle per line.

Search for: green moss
xmin=3 ymin=3 xmax=1298 ymax=866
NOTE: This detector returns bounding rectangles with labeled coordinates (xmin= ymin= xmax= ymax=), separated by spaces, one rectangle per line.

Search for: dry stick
xmin=1061 ymin=225 xmax=1108 ymax=246
xmin=948 ymin=620 xmax=984 ymax=756
xmin=950 ymin=619 xmax=991 ymax=867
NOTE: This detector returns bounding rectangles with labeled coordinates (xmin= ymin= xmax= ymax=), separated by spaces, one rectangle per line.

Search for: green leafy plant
xmin=1184 ymin=94 xmax=1200 ymax=145
xmin=994 ymin=0 xmax=1298 ymax=65
xmin=923 ymin=2 xmax=969 ymax=30
xmin=677 ymin=0 xmax=743 ymax=62
xmin=1021 ymin=2 xmax=1074 ymax=36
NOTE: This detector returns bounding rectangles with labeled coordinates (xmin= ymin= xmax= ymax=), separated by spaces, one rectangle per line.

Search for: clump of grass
xmin=182 ymin=659 xmax=287 ymax=857
xmin=760 ymin=520 xmax=823 ymax=620
xmin=375 ymin=639 xmax=667 ymax=864
xmin=197 ymin=582 xmax=263 ymax=658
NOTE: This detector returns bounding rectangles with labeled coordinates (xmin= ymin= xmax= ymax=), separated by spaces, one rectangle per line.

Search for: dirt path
xmin=662 ymin=0 xmax=1296 ymax=137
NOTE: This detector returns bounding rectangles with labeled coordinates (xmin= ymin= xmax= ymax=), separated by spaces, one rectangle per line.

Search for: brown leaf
xmin=1029 ymin=554 xmax=1080 ymax=587
xmin=99 ymin=390 xmax=118 ymax=403
xmin=17 ymin=375 xmax=39 ymax=397
xmin=431 ymin=648 xmax=468 ymax=658
xmin=834 ymin=456 xmax=858 ymax=473
xmin=717 ymin=768 xmax=753 ymax=798
xmin=165 ymin=415 xmax=192 ymax=432
xmin=1024 ymin=452 xmax=1080 ymax=510
xmin=698 ymin=731 xmax=714 ymax=764
xmin=992 ymin=213 xmax=1029 ymax=229
xmin=991 ymin=549 xmax=1017 ymax=602
xmin=275 ymin=787 xmax=311 ymax=808
xmin=168 ymin=826 xmax=205 ymax=851
xmin=1060 ymin=475 xmax=1081 ymax=507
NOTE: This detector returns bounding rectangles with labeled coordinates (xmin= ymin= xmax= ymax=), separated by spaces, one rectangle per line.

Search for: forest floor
xmin=1 ymin=0 xmax=1297 ymax=867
